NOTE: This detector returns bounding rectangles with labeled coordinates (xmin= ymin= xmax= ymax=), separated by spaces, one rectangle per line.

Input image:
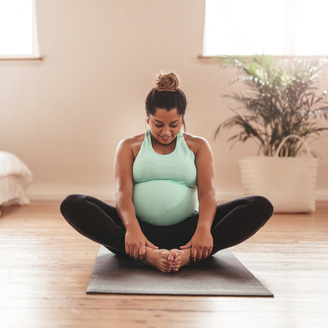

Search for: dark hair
xmin=145 ymin=72 xmax=187 ymax=117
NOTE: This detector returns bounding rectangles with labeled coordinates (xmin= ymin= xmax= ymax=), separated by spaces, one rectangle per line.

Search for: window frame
xmin=0 ymin=0 xmax=42 ymax=61
xmin=202 ymin=0 xmax=328 ymax=58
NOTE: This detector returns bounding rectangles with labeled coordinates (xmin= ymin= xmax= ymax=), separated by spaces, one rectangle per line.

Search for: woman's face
xmin=147 ymin=108 xmax=183 ymax=145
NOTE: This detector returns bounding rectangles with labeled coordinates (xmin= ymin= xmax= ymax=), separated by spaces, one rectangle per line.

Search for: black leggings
xmin=60 ymin=194 xmax=273 ymax=256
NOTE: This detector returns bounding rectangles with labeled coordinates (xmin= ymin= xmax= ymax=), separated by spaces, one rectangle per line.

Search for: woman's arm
xmin=114 ymin=138 xmax=158 ymax=260
xmin=180 ymin=136 xmax=217 ymax=262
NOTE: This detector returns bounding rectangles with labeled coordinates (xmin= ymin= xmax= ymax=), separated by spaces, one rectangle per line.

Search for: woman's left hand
xmin=180 ymin=226 xmax=213 ymax=262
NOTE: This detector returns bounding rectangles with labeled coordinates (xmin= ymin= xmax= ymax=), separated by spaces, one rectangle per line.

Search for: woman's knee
xmin=60 ymin=194 xmax=85 ymax=217
xmin=250 ymin=195 xmax=274 ymax=218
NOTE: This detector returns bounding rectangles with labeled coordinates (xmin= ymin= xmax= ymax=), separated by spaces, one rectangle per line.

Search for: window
xmin=204 ymin=0 xmax=328 ymax=56
xmin=0 ymin=0 xmax=39 ymax=59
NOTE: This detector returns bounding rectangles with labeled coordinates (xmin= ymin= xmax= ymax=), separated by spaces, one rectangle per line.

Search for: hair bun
xmin=155 ymin=72 xmax=179 ymax=92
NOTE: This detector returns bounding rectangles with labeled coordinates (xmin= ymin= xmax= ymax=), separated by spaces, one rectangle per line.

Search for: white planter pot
xmin=239 ymin=135 xmax=319 ymax=213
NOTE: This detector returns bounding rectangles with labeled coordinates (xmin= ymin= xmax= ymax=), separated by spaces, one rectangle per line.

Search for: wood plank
xmin=0 ymin=201 xmax=327 ymax=328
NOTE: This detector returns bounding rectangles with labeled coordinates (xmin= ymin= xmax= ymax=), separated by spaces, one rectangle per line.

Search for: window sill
xmin=198 ymin=55 xmax=328 ymax=60
xmin=198 ymin=55 xmax=216 ymax=60
xmin=0 ymin=56 xmax=43 ymax=62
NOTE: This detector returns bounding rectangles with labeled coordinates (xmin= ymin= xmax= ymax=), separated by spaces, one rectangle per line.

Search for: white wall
xmin=1 ymin=0 xmax=328 ymax=202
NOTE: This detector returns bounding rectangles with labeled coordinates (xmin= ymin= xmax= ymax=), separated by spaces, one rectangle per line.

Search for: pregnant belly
xmin=133 ymin=180 xmax=198 ymax=226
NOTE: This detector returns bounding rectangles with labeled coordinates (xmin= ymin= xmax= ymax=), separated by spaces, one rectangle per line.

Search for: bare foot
xmin=169 ymin=249 xmax=181 ymax=272
xmin=169 ymin=248 xmax=191 ymax=272
xmin=144 ymin=247 xmax=174 ymax=273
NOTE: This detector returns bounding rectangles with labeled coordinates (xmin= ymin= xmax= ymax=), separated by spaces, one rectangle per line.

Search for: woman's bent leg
xmin=211 ymin=195 xmax=274 ymax=254
xmin=60 ymin=194 xmax=127 ymax=256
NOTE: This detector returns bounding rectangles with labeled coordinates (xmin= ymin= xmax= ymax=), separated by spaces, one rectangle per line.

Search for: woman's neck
xmin=150 ymin=133 xmax=177 ymax=155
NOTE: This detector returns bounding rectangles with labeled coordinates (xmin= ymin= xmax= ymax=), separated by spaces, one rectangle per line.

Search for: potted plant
xmin=215 ymin=54 xmax=328 ymax=212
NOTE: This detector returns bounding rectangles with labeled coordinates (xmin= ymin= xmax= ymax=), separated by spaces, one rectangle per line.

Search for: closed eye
xmin=155 ymin=124 xmax=178 ymax=128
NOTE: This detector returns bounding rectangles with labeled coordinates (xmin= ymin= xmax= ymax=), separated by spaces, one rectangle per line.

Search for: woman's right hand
xmin=125 ymin=227 xmax=158 ymax=261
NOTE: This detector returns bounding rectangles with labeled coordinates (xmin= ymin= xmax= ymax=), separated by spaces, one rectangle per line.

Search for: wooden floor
xmin=0 ymin=201 xmax=327 ymax=328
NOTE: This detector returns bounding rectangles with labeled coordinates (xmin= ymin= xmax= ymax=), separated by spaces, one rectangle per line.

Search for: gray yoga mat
xmin=86 ymin=245 xmax=273 ymax=297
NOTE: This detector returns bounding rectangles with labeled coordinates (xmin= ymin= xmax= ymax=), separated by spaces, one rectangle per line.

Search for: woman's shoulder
xmin=117 ymin=132 xmax=145 ymax=159
xmin=183 ymin=132 xmax=211 ymax=154
xmin=118 ymin=132 xmax=145 ymax=146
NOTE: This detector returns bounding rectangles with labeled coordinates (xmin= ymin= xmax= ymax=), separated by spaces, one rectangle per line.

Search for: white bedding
xmin=0 ymin=151 xmax=33 ymax=206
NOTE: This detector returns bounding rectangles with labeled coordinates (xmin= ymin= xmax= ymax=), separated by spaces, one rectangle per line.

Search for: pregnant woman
xmin=60 ymin=72 xmax=273 ymax=273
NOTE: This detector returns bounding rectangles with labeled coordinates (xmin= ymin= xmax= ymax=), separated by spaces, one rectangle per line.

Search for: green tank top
xmin=132 ymin=129 xmax=198 ymax=226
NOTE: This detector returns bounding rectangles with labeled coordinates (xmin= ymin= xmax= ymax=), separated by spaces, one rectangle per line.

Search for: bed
xmin=0 ymin=151 xmax=33 ymax=210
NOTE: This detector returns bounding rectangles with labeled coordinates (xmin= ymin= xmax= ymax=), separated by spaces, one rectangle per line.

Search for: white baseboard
xmin=314 ymin=189 xmax=328 ymax=201
xmin=216 ymin=189 xmax=328 ymax=202
xmin=27 ymin=184 xmax=116 ymax=202
xmin=215 ymin=190 xmax=243 ymax=202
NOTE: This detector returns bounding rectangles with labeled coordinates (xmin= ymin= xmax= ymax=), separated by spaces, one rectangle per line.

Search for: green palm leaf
xmin=215 ymin=54 xmax=328 ymax=156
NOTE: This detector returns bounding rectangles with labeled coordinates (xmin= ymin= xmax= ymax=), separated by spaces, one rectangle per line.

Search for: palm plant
xmin=215 ymin=54 xmax=328 ymax=156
